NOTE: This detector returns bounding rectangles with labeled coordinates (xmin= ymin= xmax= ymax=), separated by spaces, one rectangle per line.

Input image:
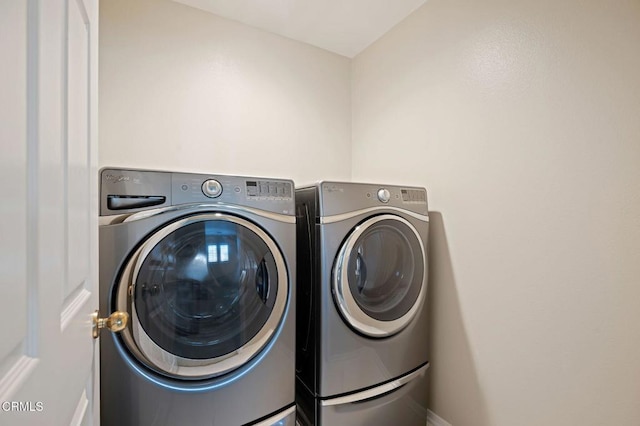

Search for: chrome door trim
xmin=320 ymin=363 xmax=429 ymax=406
xmin=320 ymin=206 xmax=428 ymax=224
xmin=333 ymin=214 xmax=426 ymax=338
xmin=115 ymin=213 xmax=289 ymax=379
xmin=253 ymin=405 xmax=296 ymax=426
xmin=99 ymin=202 xmax=295 ymax=226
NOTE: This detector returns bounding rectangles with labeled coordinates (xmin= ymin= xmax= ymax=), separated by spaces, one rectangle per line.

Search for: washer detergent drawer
xmin=319 ymin=364 xmax=429 ymax=426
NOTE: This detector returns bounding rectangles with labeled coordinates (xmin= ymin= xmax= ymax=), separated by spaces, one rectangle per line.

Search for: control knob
xmin=202 ymin=179 xmax=223 ymax=198
xmin=377 ymin=188 xmax=391 ymax=203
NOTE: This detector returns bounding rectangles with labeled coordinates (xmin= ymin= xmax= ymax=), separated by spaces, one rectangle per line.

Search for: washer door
xmin=116 ymin=213 xmax=288 ymax=379
xmin=333 ymin=214 xmax=426 ymax=337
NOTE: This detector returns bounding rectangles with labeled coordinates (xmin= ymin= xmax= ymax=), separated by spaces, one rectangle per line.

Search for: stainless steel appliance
xmin=295 ymin=181 xmax=430 ymax=425
xmin=99 ymin=168 xmax=296 ymax=426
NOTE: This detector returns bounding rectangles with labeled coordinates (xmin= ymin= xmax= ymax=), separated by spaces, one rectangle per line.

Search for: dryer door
xmin=115 ymin=213 xmax=288 ymax=379
xmin=333 ymin=214 xmax=426 ymax=337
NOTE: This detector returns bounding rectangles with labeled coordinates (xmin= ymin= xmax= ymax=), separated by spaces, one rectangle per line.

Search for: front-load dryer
xmin=99 ymin=168 xmax=296 ymax=426
xmin=295 ymin=181 xmax=430 ymax=426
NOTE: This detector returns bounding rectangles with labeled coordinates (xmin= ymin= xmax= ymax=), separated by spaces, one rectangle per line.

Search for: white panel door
xmin=0 ymin=0 xmax=99 ymax=425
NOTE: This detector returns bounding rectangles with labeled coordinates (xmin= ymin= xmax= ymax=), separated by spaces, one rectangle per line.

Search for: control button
xmin=202 ymin=179 xmax=223 ymax=198
xmin=181 ymin=184 xmax=189 ymax=191
xmin=246 ymin=181 xmax=258 ymax=196
xmin=377 ymin=188 xmax=391 ymax=203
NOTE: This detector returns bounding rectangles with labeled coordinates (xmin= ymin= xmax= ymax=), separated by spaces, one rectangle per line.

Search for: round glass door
xmin=333 ymin=214 xmax=425 ymax=337
xmin=116 ymin=213 xmax=288 ymax=379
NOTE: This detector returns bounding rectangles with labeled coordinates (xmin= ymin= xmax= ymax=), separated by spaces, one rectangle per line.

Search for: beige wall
xmin=99 ymin=0 xmax=351 ymax=183
xmin=352 ymin=0 xmax=640 ymax=425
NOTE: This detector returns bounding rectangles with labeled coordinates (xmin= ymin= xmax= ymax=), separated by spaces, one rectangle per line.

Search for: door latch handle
xmin=92 ymin=310 xmax=129 ymax=339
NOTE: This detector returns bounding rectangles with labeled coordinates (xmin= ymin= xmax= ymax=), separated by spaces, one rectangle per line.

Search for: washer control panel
xmin=100 ymin=169 xmax=295 ymax=216
xmin=202 ymin=179 xmax=223 ymax=198
xmin=172 ymin=173 xmax=294 ymax=215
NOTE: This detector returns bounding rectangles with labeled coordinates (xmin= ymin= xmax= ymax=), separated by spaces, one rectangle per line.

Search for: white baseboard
xmin=427 ymin=409 xmax=452 ymax=426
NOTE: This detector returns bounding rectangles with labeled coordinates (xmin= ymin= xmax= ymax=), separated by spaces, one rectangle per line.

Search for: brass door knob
xmin=92 ymin=310 xmax=129 ymax=338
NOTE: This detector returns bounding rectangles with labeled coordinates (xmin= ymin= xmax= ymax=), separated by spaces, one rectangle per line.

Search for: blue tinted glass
xmin=135 ymin=219 xmax=278 ymax=361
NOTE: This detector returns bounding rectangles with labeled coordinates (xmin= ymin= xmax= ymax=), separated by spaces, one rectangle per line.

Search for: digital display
xmin=246 ymin=180 xmax=292 ymax=199
xmin=401 ymin=189 xmax=426 ymax=203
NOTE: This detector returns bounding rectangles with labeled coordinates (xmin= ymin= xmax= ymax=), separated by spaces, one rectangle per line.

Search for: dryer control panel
xmin=314 ymin=181 xmax=428 ymax=217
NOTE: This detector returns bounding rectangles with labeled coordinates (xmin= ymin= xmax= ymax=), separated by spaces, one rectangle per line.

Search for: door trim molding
xmin=0 ymin=355 xmax=39 ymax=401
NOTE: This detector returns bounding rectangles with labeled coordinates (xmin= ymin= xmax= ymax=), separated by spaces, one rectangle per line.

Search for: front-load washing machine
xmin=295 ymin=181 xmax=430 ymax=425
xmin=98 ymin=168 xmax=296 ymax=426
